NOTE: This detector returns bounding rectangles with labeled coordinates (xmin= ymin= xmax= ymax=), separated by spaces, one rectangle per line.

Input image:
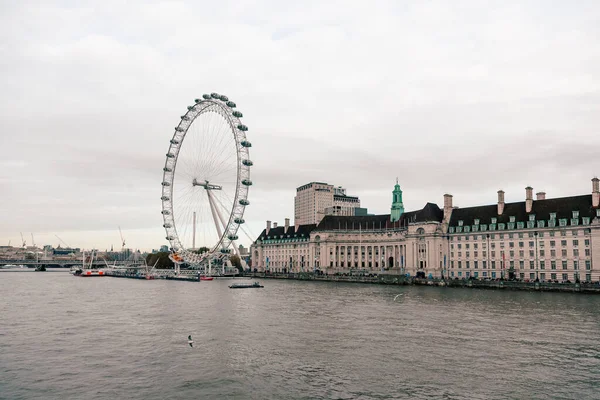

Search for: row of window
xmin=450 ymin=271 xmax=593 ymax=282
xmin=450 ymin=260 xmax=592 ymax=270
xmin=452 ymin=214 xmax=595 ymax=233
xmin=452 ymin=239 xmax=590 ymax=250
xmin=451 ymin=229 xmax=589 ymax=241
xmin=451 ymin=247 xmax=591 ymax=258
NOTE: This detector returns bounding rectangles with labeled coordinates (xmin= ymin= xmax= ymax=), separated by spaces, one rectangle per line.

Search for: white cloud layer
xmin=1 ymin=0 xmax=599 ymax=250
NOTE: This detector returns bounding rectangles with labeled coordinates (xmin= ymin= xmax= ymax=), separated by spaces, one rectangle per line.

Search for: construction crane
xmin=20 ymin=232 xmax=26 ymax=248
xmin=55 ymin=234 xmax=71 ymax=249
xmin=31 ymin=233 xmax=36 ymax=249
xmin=118 ymin=226 xmax=126 ymax=250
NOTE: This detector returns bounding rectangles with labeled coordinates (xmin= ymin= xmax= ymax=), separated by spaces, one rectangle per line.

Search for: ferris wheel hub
xmin=192 ymin=178 xmax=222 ymax=190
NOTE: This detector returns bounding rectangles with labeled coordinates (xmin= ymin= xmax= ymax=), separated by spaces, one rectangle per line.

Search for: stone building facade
xmin=294 ymin=182 xmax=361 ymax=225
xmin=252 ymin=178 xmax=600 ymax=282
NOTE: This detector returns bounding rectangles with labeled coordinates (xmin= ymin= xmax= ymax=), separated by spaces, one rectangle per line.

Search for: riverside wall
xmin=250 ymin=272 xmax=600 ymax=294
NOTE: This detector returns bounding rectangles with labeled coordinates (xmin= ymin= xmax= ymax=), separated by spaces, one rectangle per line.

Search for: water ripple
xmin=1 ymin=272 xmax=599 ymax=399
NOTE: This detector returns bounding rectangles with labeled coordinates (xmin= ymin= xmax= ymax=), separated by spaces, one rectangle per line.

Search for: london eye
xmin=160 ymin=93 xmax=252 ymax=267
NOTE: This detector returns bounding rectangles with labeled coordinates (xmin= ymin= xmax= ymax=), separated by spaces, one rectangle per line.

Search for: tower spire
xmin=391 ymin=179 xmax=404 ymax=222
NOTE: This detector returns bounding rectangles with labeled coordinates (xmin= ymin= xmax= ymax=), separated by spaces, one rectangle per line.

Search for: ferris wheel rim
xmin=160 ymin=94 xmax=251 ymax=264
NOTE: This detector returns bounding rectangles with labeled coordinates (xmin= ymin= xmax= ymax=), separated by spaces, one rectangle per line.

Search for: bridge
xmin=0 ymin=259 xmax=145 ymax=267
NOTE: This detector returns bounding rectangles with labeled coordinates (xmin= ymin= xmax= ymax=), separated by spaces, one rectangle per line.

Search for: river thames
xmin=1 ymin=270 xmax=599 ymax=399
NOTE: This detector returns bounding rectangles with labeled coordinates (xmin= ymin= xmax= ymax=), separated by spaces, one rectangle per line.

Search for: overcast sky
xmin=1 ymin=0 xmax=599 ymax=252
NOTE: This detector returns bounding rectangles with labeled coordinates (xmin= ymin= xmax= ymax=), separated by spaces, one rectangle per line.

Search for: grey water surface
xmin=1 ymin=270 xmax=599 ymax=399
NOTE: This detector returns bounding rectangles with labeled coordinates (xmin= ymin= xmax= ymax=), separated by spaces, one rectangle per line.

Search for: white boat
xmin=75 ymin=251 xmax=105 ymax=277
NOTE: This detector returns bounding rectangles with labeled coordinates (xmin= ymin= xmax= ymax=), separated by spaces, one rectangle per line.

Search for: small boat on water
xmin=74 ymin=251 xmax=105 ymax=277
xmin=229 ymin=281 xmax=263 ymax=289
xmin=200 ymin=276 xmax=213 ymax=281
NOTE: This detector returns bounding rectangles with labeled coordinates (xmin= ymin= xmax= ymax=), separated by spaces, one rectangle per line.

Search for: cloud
xmin=1 ymin=0 xmax=599 ymax=250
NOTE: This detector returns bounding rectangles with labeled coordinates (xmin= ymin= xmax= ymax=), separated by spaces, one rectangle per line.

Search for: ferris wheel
xmin=160 ymin=93 xmax=252 ymax=265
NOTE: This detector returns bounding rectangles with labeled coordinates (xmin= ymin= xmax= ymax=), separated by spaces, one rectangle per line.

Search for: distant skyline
xmin=1 ymin=1 xmax=599 ymax=251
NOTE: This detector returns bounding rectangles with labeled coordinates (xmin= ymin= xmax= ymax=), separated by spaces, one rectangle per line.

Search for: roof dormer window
xmin=491 ymin=217 xmax=497 ymax=224
xmin=474 ymin=219 xmax=480 ymax=225
xmin=573 ymin=211 xmax=579 ymax=219
xmin=529 ymin=214 xmax=535 ymax=221
xmin=509 ymin=216 xmax=516 ymax=223
xmin=458 ymin=220 xmax=464 ymax=227
xmin=550 ymin=212 xmax=557 ymax=220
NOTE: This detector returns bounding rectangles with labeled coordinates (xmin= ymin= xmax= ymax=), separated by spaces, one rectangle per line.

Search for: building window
xmin=529 ymin=214 xmax=535 ymax=221
xmin=562 ymin=260 xmax=568 ymax=269
xmin=586 ymin=260 xmax=591 ymax=270
xmin=540 ymin=260 xmax=545 ymax=269
xmin=559 ymin=219 xmax=567 ymax=227
xmin=520 ymin=260 xmax=524 ymax=269
xmin=573 ymin=211 xmax=579 ymax=218
xmin=529 ymin=260 xmax=534 ymax=269
xmin=574 ymin=260 xmax=579 ymax=270
xmin=474 ymin=219 xmax=479 ymax=225
xmin=491 ymin=217 xmax=497 ymax=224
xmin=573 ymin=249 xmax=579 ymax=257
xmin=550 ymin=212 xmax=556 ymax=220
xmin=551 ymin=261 xmax=556 ymax=270
xmin=583 ymin=217 xmax=590 ymax=225
xmin=458 ymin=220 xmax=463 ymax=226
xmin=517 ymin=222 xmax=525 ymax=229
xmin=561 ymin=240 xmax=567 ymax=247
xmin=519 ymin=242 xmax=524 ymax=248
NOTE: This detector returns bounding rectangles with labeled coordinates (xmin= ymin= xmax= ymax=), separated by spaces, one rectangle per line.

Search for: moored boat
xmin=200 ymin=276 xmax=213 ymax=281
xmin=229 ymin=281 xmax=263 ymax=289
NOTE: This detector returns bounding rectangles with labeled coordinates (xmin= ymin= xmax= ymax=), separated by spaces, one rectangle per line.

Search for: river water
xmin=1 ymin=270 xmax=599 ymax=399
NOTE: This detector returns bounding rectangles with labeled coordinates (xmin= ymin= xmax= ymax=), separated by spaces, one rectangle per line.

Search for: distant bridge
xmin=0 ymin=259 xmax=144 ymax=267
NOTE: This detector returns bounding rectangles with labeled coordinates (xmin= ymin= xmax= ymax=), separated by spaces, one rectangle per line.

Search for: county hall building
xmin=250 ymin=178 xmax=600 ymax=282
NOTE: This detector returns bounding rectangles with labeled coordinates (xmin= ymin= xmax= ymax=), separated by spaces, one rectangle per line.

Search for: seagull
xmin=393 ymin=294 xmax=404 ymax=301
xmin=188 ymin=335 xmax=194 ymax=347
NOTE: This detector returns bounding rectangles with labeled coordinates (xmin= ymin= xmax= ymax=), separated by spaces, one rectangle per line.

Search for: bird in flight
xmin=188 ymin=335 xmax=194 ymax=347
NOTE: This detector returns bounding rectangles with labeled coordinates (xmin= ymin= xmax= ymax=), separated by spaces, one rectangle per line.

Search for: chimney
xmin=443 ymin=194 xmax=453 ymax=222
xmin=266 ymin=220 xmax=271 ymax=235
xmin=497 ymin=190 xmax=505 ymax=215
xmin=284 ymin=218 xmax=290 ymax=233
xmin=526 ymin=186 xmax=533 ymax=213
xmin=273 ymin=222 xmax=278 ymax=228
xmin=593 ymin=177 xmax=600 ymax=208
xmin=536 ymin=192 xmax=546 ymax=201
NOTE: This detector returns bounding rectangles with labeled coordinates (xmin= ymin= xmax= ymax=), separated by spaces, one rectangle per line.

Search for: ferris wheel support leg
xmin=206 ymin=191 xmax=224 ymax=240
xmin=211 ymin=198 xmax=241 ymax=257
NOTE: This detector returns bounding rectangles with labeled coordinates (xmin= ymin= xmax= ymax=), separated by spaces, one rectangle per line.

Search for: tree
xmin=229 ymin=255 xmax=243 ymax=273
xmin=145 ymin=252 xmax=175 ymax=269
xmin=193 ymin=247 xmax=210 ymax=254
